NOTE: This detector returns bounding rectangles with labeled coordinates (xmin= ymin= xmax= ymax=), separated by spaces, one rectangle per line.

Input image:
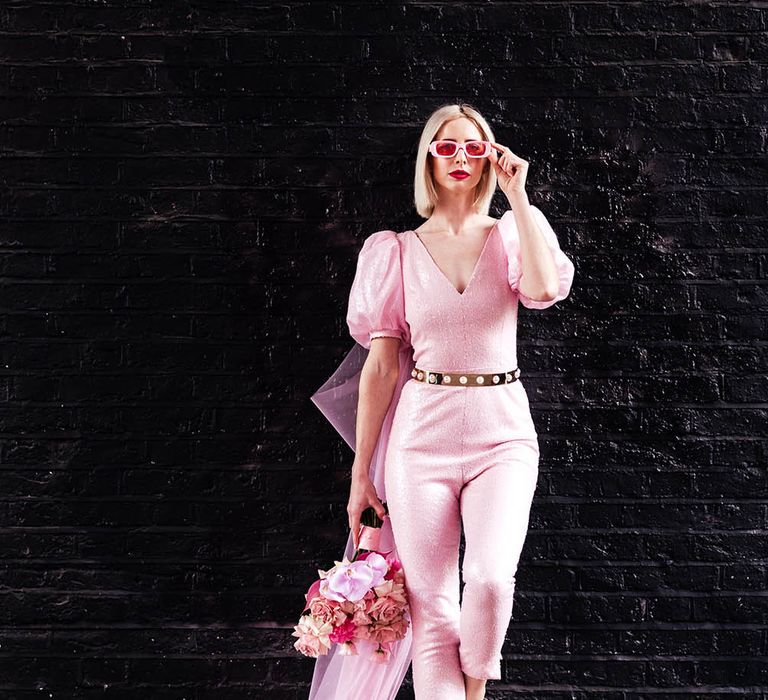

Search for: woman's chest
xmin=400 ymin=230 xmax=516 ymax=331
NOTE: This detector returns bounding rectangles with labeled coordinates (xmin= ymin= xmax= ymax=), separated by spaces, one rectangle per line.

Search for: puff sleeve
xmin=500 ymin=205 xmax=575 ymax=310
xmin=345 ymin=230 xmax=410 ymax=349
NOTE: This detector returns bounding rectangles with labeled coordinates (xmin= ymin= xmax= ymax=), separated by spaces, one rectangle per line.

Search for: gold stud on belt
xmin=411 ymin=366 xmax=521 ymax=386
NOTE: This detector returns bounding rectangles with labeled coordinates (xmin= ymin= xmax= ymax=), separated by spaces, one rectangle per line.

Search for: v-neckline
xmin=408 ymin=219 xmax=500 ymax=297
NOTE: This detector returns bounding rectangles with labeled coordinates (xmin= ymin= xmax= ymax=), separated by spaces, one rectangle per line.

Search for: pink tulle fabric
xmin=307 ymin=208 xmax=574 ymax=699
xmin=309 ymin=341 xmax=416 ymax=700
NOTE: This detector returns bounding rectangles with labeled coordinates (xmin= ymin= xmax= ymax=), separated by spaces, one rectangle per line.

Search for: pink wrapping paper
xmin=307 ymin=340 xmax=417 ymax=700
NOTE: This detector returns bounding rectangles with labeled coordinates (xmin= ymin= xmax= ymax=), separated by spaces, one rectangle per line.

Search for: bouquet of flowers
xmin=292 ymin=502 xmax=411 ymax=663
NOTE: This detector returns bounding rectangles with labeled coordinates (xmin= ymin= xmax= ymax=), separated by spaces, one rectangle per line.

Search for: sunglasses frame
xmin=428 ymin=139 xmax=493 ymax=159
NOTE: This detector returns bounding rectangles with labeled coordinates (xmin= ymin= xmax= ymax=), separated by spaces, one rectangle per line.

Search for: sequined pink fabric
xmin=309 ymin=207 xmax=575 ymax=699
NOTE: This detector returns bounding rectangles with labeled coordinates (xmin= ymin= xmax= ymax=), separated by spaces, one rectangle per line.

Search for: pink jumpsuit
xmin=346 ymin=207 xmax=575 ymax=700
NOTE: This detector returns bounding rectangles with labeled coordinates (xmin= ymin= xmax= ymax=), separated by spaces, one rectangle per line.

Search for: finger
xmin=350 ymin=517 xmax=359 ymax=547
xmin=491 ymin=142 xmax=523 ymax=163
xmin=368 ymin=498 xmax=381 ymax=520
xmin=501 ymin=153 xmax=520 ymax=171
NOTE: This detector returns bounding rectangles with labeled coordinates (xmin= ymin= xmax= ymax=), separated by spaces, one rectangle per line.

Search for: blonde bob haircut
xmin=414 ymin=103 xmax=498 ymax=219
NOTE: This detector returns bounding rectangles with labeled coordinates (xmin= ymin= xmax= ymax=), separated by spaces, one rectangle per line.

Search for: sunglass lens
xmin=466 ymin=141 xmax=488 ymax=157
xmin=435 ymin=141 xmax=457 ymax=157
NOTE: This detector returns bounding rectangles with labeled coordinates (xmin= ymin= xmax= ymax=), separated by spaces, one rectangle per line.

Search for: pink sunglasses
xmin=428 ymin=140 xmax=493 ymax=158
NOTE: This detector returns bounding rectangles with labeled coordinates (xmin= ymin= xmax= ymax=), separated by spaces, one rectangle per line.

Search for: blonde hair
xmin=413 ymin=103 xmax=498 ymax=219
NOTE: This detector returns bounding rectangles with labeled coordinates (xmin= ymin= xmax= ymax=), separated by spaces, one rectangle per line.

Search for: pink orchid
xmin=321 ymin=553 xmax=389 ymax=602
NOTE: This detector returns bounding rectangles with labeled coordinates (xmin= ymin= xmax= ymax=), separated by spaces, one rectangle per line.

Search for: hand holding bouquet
xmin=292 ymin=503 xmax=411 ymax=662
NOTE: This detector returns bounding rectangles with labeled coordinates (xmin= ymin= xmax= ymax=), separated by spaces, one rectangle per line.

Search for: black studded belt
xmin=411 ymin=366 xmax=521 ymax=386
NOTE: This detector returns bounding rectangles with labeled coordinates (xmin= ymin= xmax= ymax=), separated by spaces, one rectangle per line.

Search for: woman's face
xmin=429 ymin=117 xmax=489 ymax=195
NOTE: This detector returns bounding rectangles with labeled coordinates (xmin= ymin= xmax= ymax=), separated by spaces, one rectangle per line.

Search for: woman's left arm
xmin=506 ymin=190 xmax=560 ymax=303
xmin=489 ymin=142 xmax=565 ymax=303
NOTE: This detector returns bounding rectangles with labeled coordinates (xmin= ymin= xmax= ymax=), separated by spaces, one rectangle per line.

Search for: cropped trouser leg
xmin=386 ymin=464 xmax=465 ymax=700
xmin=458 ymin=439 xmax=540 ymax=681
xmin=385 ymin=436 xmax=540 ymax=699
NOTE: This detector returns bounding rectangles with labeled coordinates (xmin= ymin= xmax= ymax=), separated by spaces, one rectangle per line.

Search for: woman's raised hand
xmin=489 ymin=142 xmax=529 ymax=199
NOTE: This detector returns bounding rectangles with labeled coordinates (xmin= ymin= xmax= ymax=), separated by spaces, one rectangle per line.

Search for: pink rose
xmin=368 ymin=595 xmax=402 ymax=624
xmin=353 ymin=627 xmax=370 ymax=641
xmin=308 ymin=596 xmax=346 ymax=627
xmin=350 ymin=605 xmax=372 ymax=628
xmin=372 ymin=579 xmax=408 ymax=606
xmin=291 ymin=615 xmax=334 ymax=658
xmin=369 ymin=615 xmax=410 ymax=644
xmin=294 ymin=635 xmax=324 ymax=658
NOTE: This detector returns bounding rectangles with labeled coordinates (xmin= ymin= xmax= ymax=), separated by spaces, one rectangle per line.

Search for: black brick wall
xmin=1 ymin=1 xmax=766 ymax=698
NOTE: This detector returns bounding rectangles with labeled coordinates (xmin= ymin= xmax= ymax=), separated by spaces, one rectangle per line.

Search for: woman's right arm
xmin=347 ymin=336 xmax=401 ymax=548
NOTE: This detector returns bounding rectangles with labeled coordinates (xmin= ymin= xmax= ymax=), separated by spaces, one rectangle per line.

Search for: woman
xmin=309 ymin=103 xmax=575 ymax=700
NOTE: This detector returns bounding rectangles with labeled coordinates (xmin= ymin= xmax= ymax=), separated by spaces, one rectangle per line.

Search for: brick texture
xmin=1 ymin=1 xmax=766 ymax=698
